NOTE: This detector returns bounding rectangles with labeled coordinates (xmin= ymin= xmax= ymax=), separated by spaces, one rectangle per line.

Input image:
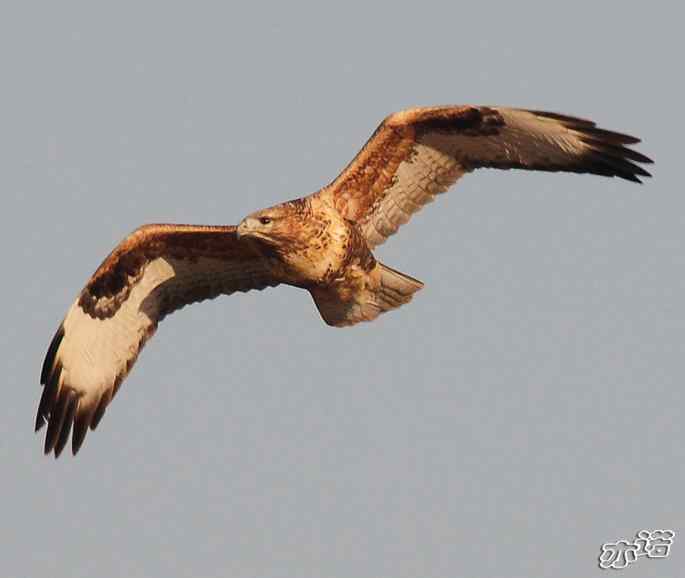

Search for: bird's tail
xmin=310 ymin=262 xmax=424 ymax=327
xmin=374 ymin=263 xmax=424 ymax=312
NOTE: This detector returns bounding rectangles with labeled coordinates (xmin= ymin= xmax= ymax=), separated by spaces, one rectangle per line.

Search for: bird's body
xmin=241 ymin=195 xmax=370 ymax=288
xmin=36 ymin=105 xmax=653 ymax=457
xmin=239 ymin=195 xmax=421 ymax=326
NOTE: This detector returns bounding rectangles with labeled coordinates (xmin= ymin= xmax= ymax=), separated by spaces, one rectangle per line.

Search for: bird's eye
xmin=259 ymin=217 xmax=272 ymax=225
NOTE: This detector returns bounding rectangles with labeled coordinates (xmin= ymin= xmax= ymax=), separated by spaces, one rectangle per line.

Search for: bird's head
xmin=237 ymin=199 xmax=310 ymax=246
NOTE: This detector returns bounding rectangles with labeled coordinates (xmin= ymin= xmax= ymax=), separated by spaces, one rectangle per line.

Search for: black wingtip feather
xmin=581 ymin=126 xmax=641 ymax=145
xmin=44 ymin=388 xmax=70 ymax=455
xmin=54 ymin=394 xmax=78 ymax=458
xmin=584 ymin=143 xmax=652 ymax=183
xmin=37 ymin=324 xmax=66 ymax=434
xmin=40 ymin=324 xmax=64 ymax=385
xmin=35 ymin=361 xmax=63 ymax=432
xmin=529 ymin=109 xmax=653 ymax=183
xmin=587 ymin=150 xmax=652 ymax=182
xmin=585 ymin=140 xmax=654 ymax=165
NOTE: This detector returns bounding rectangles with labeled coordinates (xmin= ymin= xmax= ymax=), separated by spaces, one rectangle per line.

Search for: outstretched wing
xmin=318 ymin=105 xmax=653 ymax=248
xmin=37 ymin=224 xmax=280 ymax=457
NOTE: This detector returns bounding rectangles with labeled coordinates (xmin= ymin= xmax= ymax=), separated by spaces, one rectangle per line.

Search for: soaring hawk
xmin=36 ymin=105 xmax=652 ymax=456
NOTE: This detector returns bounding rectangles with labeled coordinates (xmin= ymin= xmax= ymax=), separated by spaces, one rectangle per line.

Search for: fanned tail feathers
xmin=311 ymin=263 xmax=423 ymax=327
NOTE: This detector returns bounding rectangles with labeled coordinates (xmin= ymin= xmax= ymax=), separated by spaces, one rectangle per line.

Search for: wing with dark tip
xmin=37 ymin=223 xmax=281 ymax=457
xmin=318 ymin=105 xmax=653 ymax=248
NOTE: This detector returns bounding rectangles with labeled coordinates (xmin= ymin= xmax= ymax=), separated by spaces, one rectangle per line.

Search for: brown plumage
xmin=36 ymin=105 xmax=652 ymax=456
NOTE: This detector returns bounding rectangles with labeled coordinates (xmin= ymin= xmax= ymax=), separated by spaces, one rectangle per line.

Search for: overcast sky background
xmin=1 ymin=2 xmax=682 ymax=577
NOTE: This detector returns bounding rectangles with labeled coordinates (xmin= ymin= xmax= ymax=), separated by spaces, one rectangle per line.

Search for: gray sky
xmin=2 ymin=2 xmax=682 ymax=577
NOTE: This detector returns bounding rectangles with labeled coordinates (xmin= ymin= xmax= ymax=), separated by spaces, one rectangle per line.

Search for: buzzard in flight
xmin=36 ymin=105 xmax=653 ymax=457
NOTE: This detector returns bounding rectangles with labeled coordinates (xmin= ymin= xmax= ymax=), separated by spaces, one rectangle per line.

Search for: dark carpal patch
xmin=77 ymin=224 xmax=251 ymax=319
xmin=415 ymin=106 xmax=505 ymax=137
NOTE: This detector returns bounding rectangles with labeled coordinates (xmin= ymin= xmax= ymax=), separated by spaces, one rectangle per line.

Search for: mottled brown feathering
xmin=320 ymin=105 xmax=652 ymax=247
xmin=79 ymin=224 xmax=269 ymax=318
xmin=37 ymin=103 xmax=652 ymax=457
xmin=37 ymin=224 xmax=282 ymax=456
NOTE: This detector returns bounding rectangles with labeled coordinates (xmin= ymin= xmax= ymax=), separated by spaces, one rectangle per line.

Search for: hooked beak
xmin=236 ymin=217 xmax=265 ymax=241
xmin=236 ymin=218 xmax=251 ymax=240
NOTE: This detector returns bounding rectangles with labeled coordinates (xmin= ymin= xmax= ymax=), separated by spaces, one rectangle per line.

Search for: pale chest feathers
xmin=275 ymin=198 xmax=374 ymax=286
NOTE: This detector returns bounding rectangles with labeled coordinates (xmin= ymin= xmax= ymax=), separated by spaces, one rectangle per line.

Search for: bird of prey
xmin=36 ymin=105 xmax=653 ymax=457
